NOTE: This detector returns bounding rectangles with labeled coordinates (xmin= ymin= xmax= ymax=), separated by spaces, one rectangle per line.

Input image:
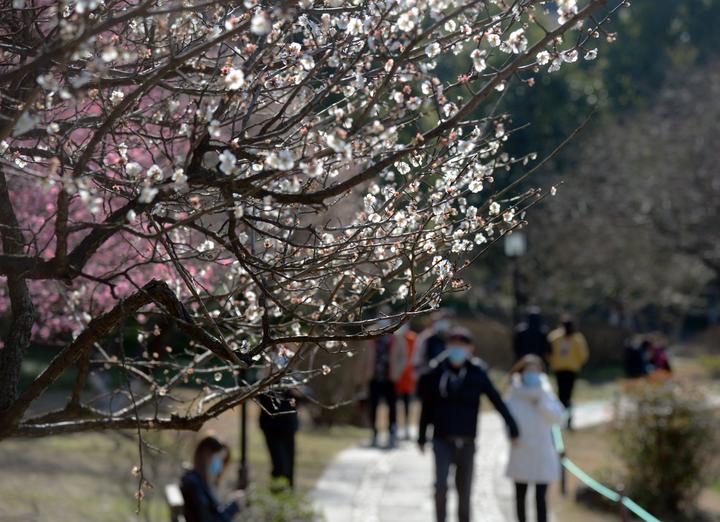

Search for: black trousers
xmin=555 ymin=370 xmax=577 ymax=426
xmin=433 ymin=438 xmax=475 ymax=522
xmin=398 ymin=393 xmax=411 ymax=428
xmin=515 ymin=482 xmax=548 ymax=522
xmin=261 ymin=427 xmax=296 ymax=488
xmin=368 ymin=379 xmax=397 ymax=432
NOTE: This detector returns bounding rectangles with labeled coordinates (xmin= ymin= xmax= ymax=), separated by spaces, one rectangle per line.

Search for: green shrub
xmin=244 ymin=481 xmax=321 ymax=522
xmin=613 ymin=382 xmax=719 ymax=515
xmin=698 ymin=354 xmax=720 ymax=379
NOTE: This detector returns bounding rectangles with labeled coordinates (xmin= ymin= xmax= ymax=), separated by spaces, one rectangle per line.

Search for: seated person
xmin=180 ymin=436 xmax=244 ymax=522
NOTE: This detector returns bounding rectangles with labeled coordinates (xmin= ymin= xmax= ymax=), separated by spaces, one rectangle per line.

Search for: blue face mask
xmin=446 ymin=346 xmax=469 ymax=365
xmin=208 ymin=454 xmax=224 ymax=477
xmin=521 ymin=371 xmax=542 ymax=388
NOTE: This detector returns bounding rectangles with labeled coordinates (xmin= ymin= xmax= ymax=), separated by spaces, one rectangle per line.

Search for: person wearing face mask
xmin=180 ymin=436 xmax=245 ymax=522
xmin=413 ymin=310 xmax=452 ymax=374
xmin=417 ymin=328 xmax=519 ymax=522
xmin=505 ymin=355 xmax=565 ymax=522
xmin=547 ymin=315 xmax=589 ymax=430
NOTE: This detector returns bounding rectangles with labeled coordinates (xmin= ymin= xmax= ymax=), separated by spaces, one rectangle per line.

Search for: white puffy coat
xmin=505 ymin=378 xmax=565 ymax=484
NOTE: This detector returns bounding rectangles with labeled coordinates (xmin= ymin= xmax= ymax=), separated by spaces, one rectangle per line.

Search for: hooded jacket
xmin=505 ymin=378 xmax=565 ymax=484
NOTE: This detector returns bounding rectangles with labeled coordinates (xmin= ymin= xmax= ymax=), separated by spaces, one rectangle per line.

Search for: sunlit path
xmin=312 ymin=402 xmax=614 ymax=522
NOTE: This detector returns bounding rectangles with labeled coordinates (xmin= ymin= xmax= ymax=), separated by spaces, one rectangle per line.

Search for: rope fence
xmin=552 ymin=425 xmax=661 ymax=522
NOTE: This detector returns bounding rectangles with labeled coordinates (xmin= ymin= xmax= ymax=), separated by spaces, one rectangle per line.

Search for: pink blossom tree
xmin=0 ymin=0 xmax=624 ymax=442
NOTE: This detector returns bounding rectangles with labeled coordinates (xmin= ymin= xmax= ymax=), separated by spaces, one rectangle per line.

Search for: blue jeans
xmin=433 ymin=437 xmax=475 ymax=522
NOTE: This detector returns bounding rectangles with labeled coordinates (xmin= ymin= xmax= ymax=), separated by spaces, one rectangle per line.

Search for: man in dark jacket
xmin=418 ymin=328 xmax=519 ymax=522
xmin=513 ymin=308 xmax=551 ymax=362
xmin=259 ymin=388 xmax=299 ymax=488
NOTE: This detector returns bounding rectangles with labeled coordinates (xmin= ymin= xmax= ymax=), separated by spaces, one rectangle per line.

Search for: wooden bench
xmin=165 ymin=483 xmax=186 ymax=522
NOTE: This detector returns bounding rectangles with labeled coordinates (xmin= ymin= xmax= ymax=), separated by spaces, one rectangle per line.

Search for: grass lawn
xmin=0 ymin=403 xmax=366 ymax=522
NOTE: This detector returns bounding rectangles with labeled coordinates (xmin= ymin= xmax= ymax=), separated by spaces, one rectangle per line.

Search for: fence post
xmin=617 ymin=485 xmax=629 ymax=522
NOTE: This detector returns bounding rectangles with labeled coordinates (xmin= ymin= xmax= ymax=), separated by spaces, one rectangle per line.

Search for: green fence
xmin=551 ymin=425 xmax=661 ymax=522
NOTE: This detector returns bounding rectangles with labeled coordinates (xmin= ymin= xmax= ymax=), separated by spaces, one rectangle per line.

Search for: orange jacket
xmin=395 ymin=330 xmax=417 ymax=394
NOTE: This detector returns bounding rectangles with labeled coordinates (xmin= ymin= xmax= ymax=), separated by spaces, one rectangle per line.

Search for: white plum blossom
xmin=218 ymin=149 xmax=237 ymax=175
xmin=347 ymin=18 xmax=363 ymax=34
xmin=225 ymin=68 xmax=245 ymax=90
xmin=101 ymin=46 xmax=118 ymax=62
xmin=172 ymin=169 xmax=187 ymax=190
xmin=470 ymin=49 xmax=487 ymax=72
xmin=584 ymin=48 xmax=598 ymax=60
xmin=548 ymin=58 xmax=563 ymax=73
xmin=486 ymin=33 xmax=501 ymax=47
xmin=139 ymin=186 xmax=159 ymax=204
xmin=265 ymin=150 xmax=295 ymax=171
xmin=251 ymin=12 xmax=271 ymax=35
xmin=325 ymin=133 xmax=352 ymax=158
xmin=397 ymin=13 xmax=415 ymax=32
xmin=208 ymin=120 xmax=222 ymax=138
xmin=489 ymin=201 xmax=501 ymax=215
xmin=562 ymin=49 xmax=579 ymax=63
xmin=536 ymin=50 xmax=552 ymax=65
xmin=426 ymin=43 xmax=441 ymax=58
xmin=300 ymin=161 xmax=323 ymax=177
xmin=469 ymin=179 xmax=483 ymax=193
xmin=500 ymin=28 xmax=528 ymax=54
xmin=146 ymin=164 xmax=163 ymax=183
xmin=557 ymin=0 xmax=579 ymax=24
xmin=299 ymin=55 xmax=315 ymax=70
xmin=109 ymin=90 xmax=124 ymax=105
xmin=125 ymin=162 xmax=143 ymax=178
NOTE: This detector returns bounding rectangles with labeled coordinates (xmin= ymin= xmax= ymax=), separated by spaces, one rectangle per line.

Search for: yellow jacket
xmin=548 ymin=330 xmax=589 ymax=372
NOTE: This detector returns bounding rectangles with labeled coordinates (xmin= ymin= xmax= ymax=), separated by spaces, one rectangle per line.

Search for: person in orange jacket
xmin=395 ymin=324 xmax=417 ymax=440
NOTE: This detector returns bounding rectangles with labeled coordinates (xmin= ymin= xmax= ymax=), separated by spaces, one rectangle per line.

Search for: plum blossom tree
xmin=0 ymin=0 xmax=623 ymax=442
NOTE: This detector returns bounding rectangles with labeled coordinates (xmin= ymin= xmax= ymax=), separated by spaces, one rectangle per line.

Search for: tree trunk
xmin=0 ymin=168 xmax=35 ymax=413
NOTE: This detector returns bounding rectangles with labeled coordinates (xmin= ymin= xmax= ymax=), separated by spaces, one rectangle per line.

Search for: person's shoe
xmin=370 ymin=433 xmax=379 ymax=448
xmin=387 ymin=431 xmax=397 ymax=449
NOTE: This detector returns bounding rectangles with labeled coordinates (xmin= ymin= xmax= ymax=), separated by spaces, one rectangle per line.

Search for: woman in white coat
xmin=505 ymin=354 xmax=565 ymax=522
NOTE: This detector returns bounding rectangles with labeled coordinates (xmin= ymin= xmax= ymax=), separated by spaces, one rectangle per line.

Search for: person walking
xmin=505 ymin=355 xmax=565 ymax=522
xmin=417 ymin=328 xmax=519 ymax=522
xmin=513 ymin=308 xmax=552 ymax=362
xmin=258 ymin=388 xmax=299 ymax=489
xmin=257 ymin=348 xmax=302 ymax=489
xmin=624 ymin=336 xmax=649 ymax=378
xmin=413 ymin=310 xmax=452 ymax=374
xmin=395 ymin=323 xmax=417 ymax=440
xmin=547 ymin=315 xmax=589 ymax=429
xmin=180 ymin=436 xmax=245 ymax=522
xmin=365 ymin=327 xmax=408 ymax=448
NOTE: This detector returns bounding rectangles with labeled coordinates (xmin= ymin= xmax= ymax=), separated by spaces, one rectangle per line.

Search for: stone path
xmin=311 ymin=401 xmax=613 ymax=522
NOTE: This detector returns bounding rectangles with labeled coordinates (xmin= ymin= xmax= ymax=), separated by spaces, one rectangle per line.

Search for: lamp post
xmin=504 ymin=231 xmax=527 ymax=326
xmin=237 ymin=399 xmax=249 ymax=490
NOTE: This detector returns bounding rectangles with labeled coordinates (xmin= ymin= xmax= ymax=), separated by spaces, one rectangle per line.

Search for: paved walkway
xmin=311 ymin=401 xmax=613 ymax=522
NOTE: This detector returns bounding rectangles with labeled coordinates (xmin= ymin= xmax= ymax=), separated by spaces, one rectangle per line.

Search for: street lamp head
xmin=504 ymin=230 xmax=527 ymax=258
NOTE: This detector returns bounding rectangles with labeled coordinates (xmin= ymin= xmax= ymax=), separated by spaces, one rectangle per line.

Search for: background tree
xmin=526 ymin=61 xmax=720 ymax=331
